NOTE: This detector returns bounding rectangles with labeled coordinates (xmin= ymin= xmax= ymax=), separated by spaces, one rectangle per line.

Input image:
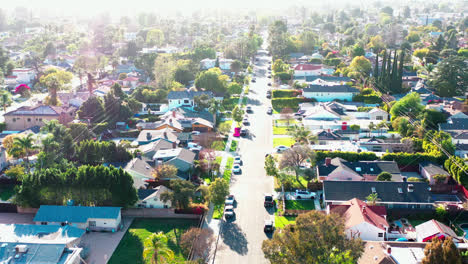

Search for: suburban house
xmin=199 ymin=58 xmax=233 ymax=71
xmin=0 ymin=242 xmax=82 ymax=264
xmin=4 ymin=104 xmax=77 ymax=131
xmin=358 ymin=241 xmax=427 ymax=264
xmin=323 ymin=181 xmax=434 ymax=210
xmin=359 ymin=137 xmax=405 ymax=153
xmin=137 ymin=185 xmax=172 ymax=208
xmin=136 ymin=119 xmax=183 ymax=132
xmin=302 ymin=85 xmax=359 ymax=102
xmin=439 ymin=118 xmax=468 ymax=133
xmin=419 ymin=162 xmax=450 ymax=185
xmin=368 ymin=108 xmax=389 ymax=121
xmin=293 ymin=64 xmax=323 ymax=77
xmin=317 ymin=157 xmax=402 ymax=182
xmin=11 ymin=68 xmax=36 ymax=83
xmin=161 ymin=107 xmax=216 ymax=131
xmin=137 ymin=139 xmax=175 ymax=159
xmin=415 ymin=220 xmax=460 ymax=242
xmin=124 ymin=157 xmax=155 ymax=188
xmin=122 ymin=76 xmax=139 ymax=88
xmin=328 ymin=198 xmax=389 ymax=241
xmin=136 ymin=128 xmax=179 ymax=145
xmin=33 ymin=205 xmax=122 ymax=232
xmin=153 ymin=148 xmax=196 ymax=173
xmin=317 ymin=130 xmax=342 ymax=145
xmin=300 ymin=75 xmax=351 ymax=84
xmin=167 ymin=90 xmax=215 ymax=111
xmin=0 ymin=224 xmax=84 ymax=247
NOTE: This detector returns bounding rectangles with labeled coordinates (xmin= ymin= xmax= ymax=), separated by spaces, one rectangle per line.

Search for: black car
xmin=251 ymin=78 xmax=256 ymax=83
xmin=267 ymin=83 xmax=271 ymax=87
xmin=264 ymin=194 xmax=274 ymax=207
xmin=264 ymin=220 xmax=274 ymax=233
xmin=240 ymin=128 xmax=248 ymax=137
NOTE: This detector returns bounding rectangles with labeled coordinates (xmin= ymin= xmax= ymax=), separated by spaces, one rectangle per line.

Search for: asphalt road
xmin=214 ymin=56 xmax=274 ymax=264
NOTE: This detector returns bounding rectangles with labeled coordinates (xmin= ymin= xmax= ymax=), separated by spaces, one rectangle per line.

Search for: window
xmin=12 ymin=118 xmax=16 ymax=122
xmin=376 ymin=116 xmax=383 ymax=120
xmin=183 ymin=99 xmax=189 ymax=104
xmin=27 ymin=118 xmax=31 ymax=122
xmin=378 ymin=233 xmax=383 ymax=237
xmin=416 ymin=204 xmax=421 ymax=209
xmin=89 ymin=221 xmax=96 ymax=227
xmin=371 ymin=187 xmax=376 ymax=193
xmin=41 ymin=222 xmax=47 ymax=225
xmin=398 ymin=188 xmax=403 ymax=193
xmin=355 ymin=167 xmax=361 ymax=172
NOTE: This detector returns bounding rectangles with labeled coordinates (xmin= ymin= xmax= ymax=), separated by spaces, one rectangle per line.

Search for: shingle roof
xmin=138 ymin=189 xmax=157 ymax=200
xmin=33 ymin=205 xmax=121 ymax=223
xmin=419 ymin=162 xmax=449 ymax=176
xmin=304 ymin=75 xmax=351 ymax=82
xmin=303 ymin=85 xmax=359 ymax=93
xmin=4 ymin=105 xmax=76 ymax=116
xmin=317 ymin=130 xmax=342 ymax=140
xmin=318 ymin=157 xmax=401 ymax=178
xmin=323 ymin=181 xmax=432 ymax=204
xmin=331 ymin=198 xmax=388 ymax=230
xmin=294 ymin=64 xmax=321 ymax=71
xmin=167 ymin=90 xmax=214 ymax=100
xmin=415 ymin=220 xmax=457 ymax=240
xmin=440 ymin=118 xmax=468 ymax=131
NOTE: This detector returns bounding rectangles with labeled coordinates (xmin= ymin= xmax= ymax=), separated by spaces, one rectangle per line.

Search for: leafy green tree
xmin=5 ymin=165 xmax=25 ymax=181
xmin=146 ymin=29 xmax=165 ymax=46
xmin=0 ymin=90 xmax=11 ymax=111
xmin=381 ymin=6 xmax=393 ymax=16
xmin=272 ymin=59 xmax=289 ymax=73
xmin=376 ymin=172 xmax=392 ymax=181
xmin=152 ymin=164 xmax=178 ymax=181
xmin=78 ymin=96 xmax=105 ymax=123
xmin=351 ymin=44 xmax=365 ymax=57
xmin=367 ymin=35 xmax=386 ymax=53
xmin=195 ymin=69 xmax=227 ymax=95
xmin=111 ymin=83 xmax=126 ymax=99
xmin=262 ymin=211 xmax=364 ymax=264
xmin=135 ymin=53 xmax=157 ymax=80
xmin=153 ymin=55 xmax=176 ymax=89
xmin=422 ymin=237 xmax=461 ymax=264
xmin=264 ymin=155 xmax=278 ymax=177
xmin=191 ymin=45 xmax=216 ymax=63
xmin=429 ymin=56 xmax=468 ymax=97
xmin=348 ymin=56 xmax=372 ymax=84
xmin=143 ymin=232 xmax=174 ymax=264
xmin=173 ymin=60 xmax=195 ymax=86
xmin=209 ymin=178 xmax=230 ymax=214
xmin=227 ymin=83 xmax=243 ymax=95
xmin=230 ymin=60 xmax=242 ymax=75
xmin=39 ymin=69 xmax=73 ymax=105
xmin=279 ymin=145 xmax=315 ymax=187
xmin=160 ymin=179 xmax=196 ymax=209
xmin=232 ymin=105 xmax=244 ymax=125
xmin=10 ymin=134 xmax=38 ymax=167
xmin=390 ymin=92 xmax=424 ymax=120
xmin=422 ymin=109 xmax=447 ymax=130
xmin=208 ymin=99 xmax=221 ymax=124
xmin=68 ymin=123 xmax=94 ymax=142
xmin=414 ymin=48 xmax=429 ymax=61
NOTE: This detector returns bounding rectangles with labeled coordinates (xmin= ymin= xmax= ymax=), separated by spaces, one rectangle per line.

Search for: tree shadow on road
xmin=220 ymin=222 xmax=249 ymax=255
xmin=247 ymin=98 xmax=262 ymax=106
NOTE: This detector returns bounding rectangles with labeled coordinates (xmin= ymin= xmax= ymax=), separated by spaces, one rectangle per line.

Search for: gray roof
xmin=33 ymin=205 xmax=121 ymax=223
xmin=317 ymin=130 xmax=342 ymax=140
xmin=304 ymin=75 xmax=351 ymax=82
xmin=323 ymin=181 xmax=432 ymax=204
xmin=4 ymin=105 xmax=76 ymax=116
xmin=138 ymin=189 xmax=157 ymax=200
xmin=167 ymin=90 xmax=214 ymax=100
xmin=0 ymin=243 xmax=68 ymax=264
xmin=440 ymin=118 xmax=468 ymax=131
xmin=318 ymin=157 xmax=401 ymax=178
xmin=125 ymin=157 xmax=154 ymax=178
xmin=303 ymin=85 xmax=359 ymax=93
xmin=420 ymin=162 xmax=449 ymax=176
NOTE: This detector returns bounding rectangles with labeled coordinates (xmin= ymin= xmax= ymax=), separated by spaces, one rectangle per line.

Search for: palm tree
xmin=143 ymin=232 xmax=174 ymax=264
xmin=368 ymin=122 xmax=376 ymax=137
xmin=208 ymin=99 xmax=221 ymax=125
xmin=376 ymin=121 xmax=387 ymax=136
xmin=366 ymin=193 xmax=380 ymax=206
xmin=0 ymin=91 xmax=11 ymax=112
xmin=287 ymin=125 xmax=317 ymax=145
xmin=10 ymin=134 xmax=39 ymax=167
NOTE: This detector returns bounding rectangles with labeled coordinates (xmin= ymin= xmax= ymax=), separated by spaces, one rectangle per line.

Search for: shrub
xmin=275 ymin=72 xmax=292 ymax=81
xmin=93 ymin=122 xmax=109 ymax=134
xmin=408 ymin=177 xmax=424 ymax=182
xmin=381 ymin=152 xmax=445 ymax=166
xmin=271 ymin=98 xmax=303 ymax=110
xmin=315 ymin=151 xmax=378 ymax=162
xmin=272 ymin=90 xmax=301 ymax=98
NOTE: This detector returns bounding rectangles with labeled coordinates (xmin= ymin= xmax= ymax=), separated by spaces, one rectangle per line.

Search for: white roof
xmin=390 ymin=246 xmax=424 ymax=264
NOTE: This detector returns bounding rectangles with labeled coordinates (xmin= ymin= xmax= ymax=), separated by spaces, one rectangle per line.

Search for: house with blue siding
xmin=302 ymin=85 xmax=359 ymax=102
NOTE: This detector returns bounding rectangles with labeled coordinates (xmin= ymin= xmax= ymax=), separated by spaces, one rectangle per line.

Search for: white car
xmin=294 ymin=190 xmax=316 ymax=199
xmin=232 ymin=164 xmax=242 ymax=174
xmin=233 ymin=156 xmax=242 ymax=165
xmin=187 ymin=142 xmax=202 ymax=151
xmin=242 ymin=118 xmax=249 ymax=125
xmin=246 ymin=106 xmax=253 ymax=113
xmin=225 ymin=194 xmax=235 ymax=205
xmin=275 ymin=145 xmax=289 ymax=153
xmin=224 ymin=205 xmax=235 ymax=219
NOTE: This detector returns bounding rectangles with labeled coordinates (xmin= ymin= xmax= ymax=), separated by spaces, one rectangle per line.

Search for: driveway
xmin=0 ymin=213 xmax=34 ymax=224
xmin=80 ymin=217 xmax=134 ymax=264
xmin=213 ymin=56 xmax=274 ymax=264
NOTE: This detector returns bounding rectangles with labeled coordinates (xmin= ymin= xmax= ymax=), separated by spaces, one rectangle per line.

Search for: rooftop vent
xmin=408 ymin=184 xmax=414 ymax=193
xmin=371 ymin=187 xmax=376 ymax=193
xmin=15 ymin=245 xmax=28 ymax=253
xmin=398 ymin=188 xmax=403 ymax=194
xmin=356 ymin=167 xmax=362 ymax=172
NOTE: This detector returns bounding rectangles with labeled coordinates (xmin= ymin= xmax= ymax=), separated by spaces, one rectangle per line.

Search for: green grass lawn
xmin=108 ymin=218 xmax=197 ymax=264
xmin=213 ymin=204 xmax=224 ymax=219
xmin=273 ymin=137 xmax=295 ymax=147
xmin=223 ymin=157 xmax=234 ymax=182
xmin=211 ymin=139 xmax=227 ymax=151
xmin=217 ymin=120 xmax=233 ymax=129
xmin=0 ymin=185 xmax=15 ymax=201
xmin=285 ymin=200 xmax=315 ymax=210
xmin=274 ymin=119 xmax=297 ymax=126
xmin=273 ymin=126 xmax=292 ymax=135
xmin=230 ymin=140 xmax=238 ymax=152
xmin=275 ymin=216 xmax=296 ymax=228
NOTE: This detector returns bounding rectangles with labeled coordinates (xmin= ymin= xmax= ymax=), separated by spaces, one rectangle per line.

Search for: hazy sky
xmin=4 ymin=0 xmax=368 ymax=17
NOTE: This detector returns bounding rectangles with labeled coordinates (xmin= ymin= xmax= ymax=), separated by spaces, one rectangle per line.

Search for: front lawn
xmin=108 ymin=218 xmax=197 ymax=264
xmin=211 ymin=139 xmax=227 ymax=151
xmin=285 ymin=200 xmax=315 ymax=210
xmin=223 ymin=157 xmax=234 ymax=182
xmin=273 ymin=137 xmax=295 ymax=147
xmin=275 ymin=216 xmax=296 ymax=228
xmin=273 ymin=126 xmax=292 ymax=135
xmin=274 ymin=119 xmax=297 ymax=126
xmin=222 ymin=97 xmax=240 ymax=111
xmin=230 ymin=140 xmax=238 ymax=152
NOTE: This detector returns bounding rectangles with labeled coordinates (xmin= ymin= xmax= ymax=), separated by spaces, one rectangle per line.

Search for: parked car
xmin=232 ymin=164 xmax=242 ymax=174
xmin=267 ymin=107 xmax=273 ymax=115
xmin=188 ymin=142 xmax=202 ymax=151
xmin=264 ymin=219 xmax=274 ymax=232
xmin=246 ymin=106 xmax=253 ymax=113
xmin=294 ymin=190 xmax=316 ymax=199
xmin=267 ymin=83 xmax=271 ymax=87
xmin=233 ymin=155 xmax=242 ymax=165
xmin=267 ymin=75 xmax=271 ymax=78
xmin=224 ymin=205 xmax=235 ymax=219
xmin=251 ymin=78 xmax=256 ymax=83
xmin=191 ymin=131 xmax=201 ymax=136
xmin=242 ymin=118 xmax=249 ymax=125
xmin=275 ymin=145 xmax=289 ymax=153
xmin=264 ymin=194 xmax=274 ymax=207
xmin=225 ymin=194 xmax=235 ymax=205
xmin=240 ymin=128 xmax=248 ymax=137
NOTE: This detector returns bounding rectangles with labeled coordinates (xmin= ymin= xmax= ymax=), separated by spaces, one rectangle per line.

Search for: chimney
xmin=402 ymin=176 xmax=407 ymax=182
xmin=172 ymin=111 xmax=176 ymax=117
xmin=328 ymin=128 xmax=331 ymax=133
xmin=172 ymin=142 xmax=177 ymax=149
xmin=163 ymin=132 xmax=167 ymax=139
xmin=386 ymin=245 xmax=392 ymax=255
xmin=362 ymin=206 xmax=366 ymax=214
xmin=407 ymin=184 xmax=414 ymax=193
xmin=146 ymin=132 xmax=152 ymax=140
xmin=325 ymin=157 xmax=331 ymax=166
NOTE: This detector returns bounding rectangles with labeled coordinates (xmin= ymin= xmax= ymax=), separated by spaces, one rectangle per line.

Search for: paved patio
xmin=0 ymin=213 xmax=35 ymax=224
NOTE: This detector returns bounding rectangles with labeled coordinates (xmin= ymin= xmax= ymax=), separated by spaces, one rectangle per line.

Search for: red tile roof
xmin=294 ymin=64 xmax=322 ymax=71
xmin=330 ymin=198 xmax=388 ymax=230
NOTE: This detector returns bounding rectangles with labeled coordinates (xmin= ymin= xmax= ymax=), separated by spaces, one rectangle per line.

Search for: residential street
xmin=214 ymin=57 xmax=274 ymax=264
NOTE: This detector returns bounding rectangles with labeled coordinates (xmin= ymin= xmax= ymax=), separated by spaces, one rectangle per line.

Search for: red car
xmin=233 ymin=127 xmax=241 ymax=137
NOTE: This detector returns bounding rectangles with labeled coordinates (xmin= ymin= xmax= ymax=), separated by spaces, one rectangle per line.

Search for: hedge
xmin=381 ymin=152 xmax=445 ymax=166
xmin=315 ymin=151 xmax=378 ymax=162
xmin=352 ymin=94 xmax=382 ymax=104
xmin=275 ymin=72 xmax=292 ymax=81
xmin=272 ymin=90 xmax=301 ymax=98
xmin=272 ymin=97 xmax=303 ymax=110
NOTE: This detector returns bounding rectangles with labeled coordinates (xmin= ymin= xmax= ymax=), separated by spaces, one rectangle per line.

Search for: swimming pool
xmin=394 ymin=220 xmax=404 ymax=228
xmin=459 ymin=224 xmax=468 ymax=239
